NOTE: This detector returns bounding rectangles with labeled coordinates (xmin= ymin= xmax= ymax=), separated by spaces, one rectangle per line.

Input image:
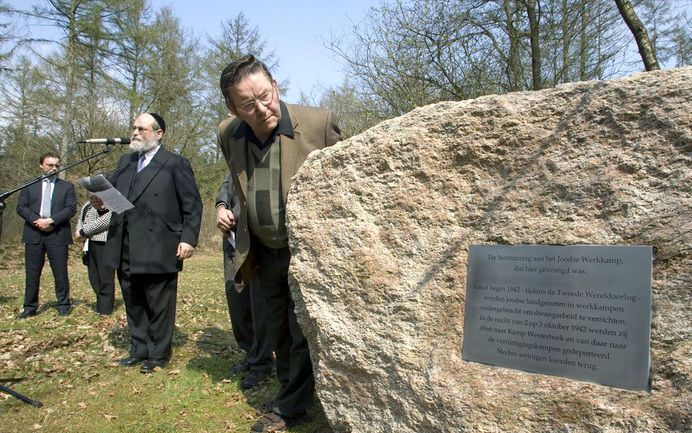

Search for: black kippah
xmin=147 ymin=112 xmax=166 ymax=133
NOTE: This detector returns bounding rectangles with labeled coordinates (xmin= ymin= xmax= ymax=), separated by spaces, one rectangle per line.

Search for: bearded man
xmin=100 ymin=112 xmax=202 ymax=373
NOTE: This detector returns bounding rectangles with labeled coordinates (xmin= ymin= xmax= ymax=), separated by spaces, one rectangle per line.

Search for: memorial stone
xmin=287 ymin=68 xmax=691 ymax=433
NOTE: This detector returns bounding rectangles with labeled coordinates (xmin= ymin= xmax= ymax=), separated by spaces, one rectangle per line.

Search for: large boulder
xmin=286 ymin=68 xmax=691 ymax=433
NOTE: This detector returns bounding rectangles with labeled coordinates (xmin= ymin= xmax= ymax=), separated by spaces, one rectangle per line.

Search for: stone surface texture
xmin=286 ymin=68 xmax=691 ymax=433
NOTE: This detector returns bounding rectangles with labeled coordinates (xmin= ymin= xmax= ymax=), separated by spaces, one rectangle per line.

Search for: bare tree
xmin=636 ymin=0 xmax=690 ymax=68
xmin=524 ymin=0 xmax=542 ymax=89
xmin=327 ymin=0 xmax=642 ymax=120
xmin=615 ymin=0 xmax=660 ymax=70
xmin=0 ymin=1 xmax=19 ymax=73
xmin=502 ymin=0 xmax=524 ymax=91
xmin=311 ymin=79 xmax=383 ymax=139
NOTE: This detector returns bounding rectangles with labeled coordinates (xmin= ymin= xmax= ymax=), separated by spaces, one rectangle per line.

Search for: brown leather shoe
xmin=250 ymin=412 xmax=308 ymax=432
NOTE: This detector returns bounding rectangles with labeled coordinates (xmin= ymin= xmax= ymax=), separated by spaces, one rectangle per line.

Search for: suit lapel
xmin=229 ymin=132 xmax=249 ymax=202
xmin=280 ymin=105 xmax=301 ymax=201
xmin=50 ymin=179 xmax=63 ymax=214
xmin=31 ymin=181 xmax=43 ymax=214
xmin=129 ymin=148 xmax=169 ymax=202
xmin=119 ymin=152 xmax=138 ymax=199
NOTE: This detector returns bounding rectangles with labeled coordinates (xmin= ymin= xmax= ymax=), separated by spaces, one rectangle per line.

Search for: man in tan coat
xmin=217 ymin=55 xmax=341 ymax=432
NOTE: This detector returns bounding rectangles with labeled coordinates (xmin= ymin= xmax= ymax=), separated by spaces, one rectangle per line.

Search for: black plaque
xmin=462 ymin=245 xmax=651 ymax=391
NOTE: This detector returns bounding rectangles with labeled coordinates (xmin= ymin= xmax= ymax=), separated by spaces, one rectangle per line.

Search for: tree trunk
xmin=526 ymin=0 xmax=542 ymax=90
xmin=560 ymin=0 xmax=569 ymax=83
xmin=578 ymin=0 xmax=588 ymax=80
xmin=61 ymin=0 xmax=80 ymax=163
xmin=504 ymin=0 xmax=522 ymax=91
xmin=614 ymin=0 xmax=660 ymax=71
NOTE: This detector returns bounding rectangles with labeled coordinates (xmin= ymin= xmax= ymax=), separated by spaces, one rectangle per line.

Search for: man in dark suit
xmin=216 ymin=171 xmax=273 ymax=388
xmin=217 ymin=55 xmax=341 ymax=432
xmin=100 ymin=112 xmax=202 ymax=374
xmin=16 ymin=152 xmax=76 ymax=318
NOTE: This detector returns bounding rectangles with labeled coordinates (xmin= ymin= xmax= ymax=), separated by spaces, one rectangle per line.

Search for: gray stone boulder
xmin=286 ymin=67 xmax=691 ymax=433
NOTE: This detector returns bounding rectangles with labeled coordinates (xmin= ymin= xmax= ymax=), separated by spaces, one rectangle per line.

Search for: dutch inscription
xmin=462 ymin=245 xmax=651 ymax=391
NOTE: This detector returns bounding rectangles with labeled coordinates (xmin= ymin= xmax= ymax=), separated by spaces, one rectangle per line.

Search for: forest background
xmin=0 ymin=0 xmax=689 ymax=249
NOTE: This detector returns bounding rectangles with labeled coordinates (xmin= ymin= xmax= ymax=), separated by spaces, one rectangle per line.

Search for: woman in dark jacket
xmin=75 ymin=196 xmax=115 ymax=315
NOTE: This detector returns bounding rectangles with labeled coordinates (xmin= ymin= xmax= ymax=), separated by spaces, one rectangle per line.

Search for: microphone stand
xmin=0 ymin=380 xmax=43 ymax=408
xmin=0 ymin=145 xmax=116 ymax=242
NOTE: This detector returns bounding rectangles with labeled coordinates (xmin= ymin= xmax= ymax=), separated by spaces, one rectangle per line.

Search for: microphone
xmin=79 ymin=137 xmax=131 ymax=145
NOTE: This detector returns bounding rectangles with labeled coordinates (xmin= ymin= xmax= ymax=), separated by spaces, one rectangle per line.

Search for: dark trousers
xmin=23 ymin=242 xmax=71 ymax=312
xmin=225 ymin=265 xmax=273 ymax=374
xmin=255 ymin=242 xmax=314 ymax=418
xmin=224 ymin=240 xmax=272 ymax=373
xmin=86 ymin=241 xmax=115 ymax=315
xmin=117 ymin=231 xmax=177 ymax=361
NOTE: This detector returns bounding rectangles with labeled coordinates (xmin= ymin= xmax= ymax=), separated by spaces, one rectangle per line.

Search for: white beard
xmin=129 ymin=137 xmax=159 ymax=152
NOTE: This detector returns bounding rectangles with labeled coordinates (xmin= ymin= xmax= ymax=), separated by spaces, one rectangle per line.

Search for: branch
xmin=614 ymin=0 xmax=660 ymax=71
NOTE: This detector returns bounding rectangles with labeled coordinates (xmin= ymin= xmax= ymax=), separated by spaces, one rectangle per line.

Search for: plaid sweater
xmin=76 ymin=203 xmax=112 ymax=242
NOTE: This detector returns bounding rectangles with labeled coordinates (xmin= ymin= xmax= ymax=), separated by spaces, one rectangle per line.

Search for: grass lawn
xmin=0 ymin=252 xmax=332 ymax=433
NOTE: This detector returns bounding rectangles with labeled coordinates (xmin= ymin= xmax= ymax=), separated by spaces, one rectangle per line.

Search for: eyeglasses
xmin=238 ymin=87 xmax=275 ymax=114
xmin=131 ymin=126 xmax=154 ymax=133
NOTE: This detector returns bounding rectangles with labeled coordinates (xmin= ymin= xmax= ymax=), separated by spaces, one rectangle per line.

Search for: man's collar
xmin=276 ymin=101 xmax=294 ymax=138
xmin=141 ymin=144 xmax=161 ymax=158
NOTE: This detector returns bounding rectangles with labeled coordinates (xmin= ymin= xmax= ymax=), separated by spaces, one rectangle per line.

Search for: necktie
xmin=136 ymin=152 xmax=146 ymax=173
xmin=41 ymin=180 xmax=52 ymax=218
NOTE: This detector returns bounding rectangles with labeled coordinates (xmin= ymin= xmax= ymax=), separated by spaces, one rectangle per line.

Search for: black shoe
xmin=118 ymin=356 xmax=146 ymax=367
xmin=241 ymin=370 xmax=271 ymax=389
xmin=57 ymin=308 xmax=71 ymax=316
xmin=140 ymin=358 xmax=170 ymax=374
xmin=230 ymin=361 xmax=249 ymax=374
xmin=17 ymin=310 xmax=37 ymax=319
xmin=256 ymin=400 xmax=275 ymax=415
